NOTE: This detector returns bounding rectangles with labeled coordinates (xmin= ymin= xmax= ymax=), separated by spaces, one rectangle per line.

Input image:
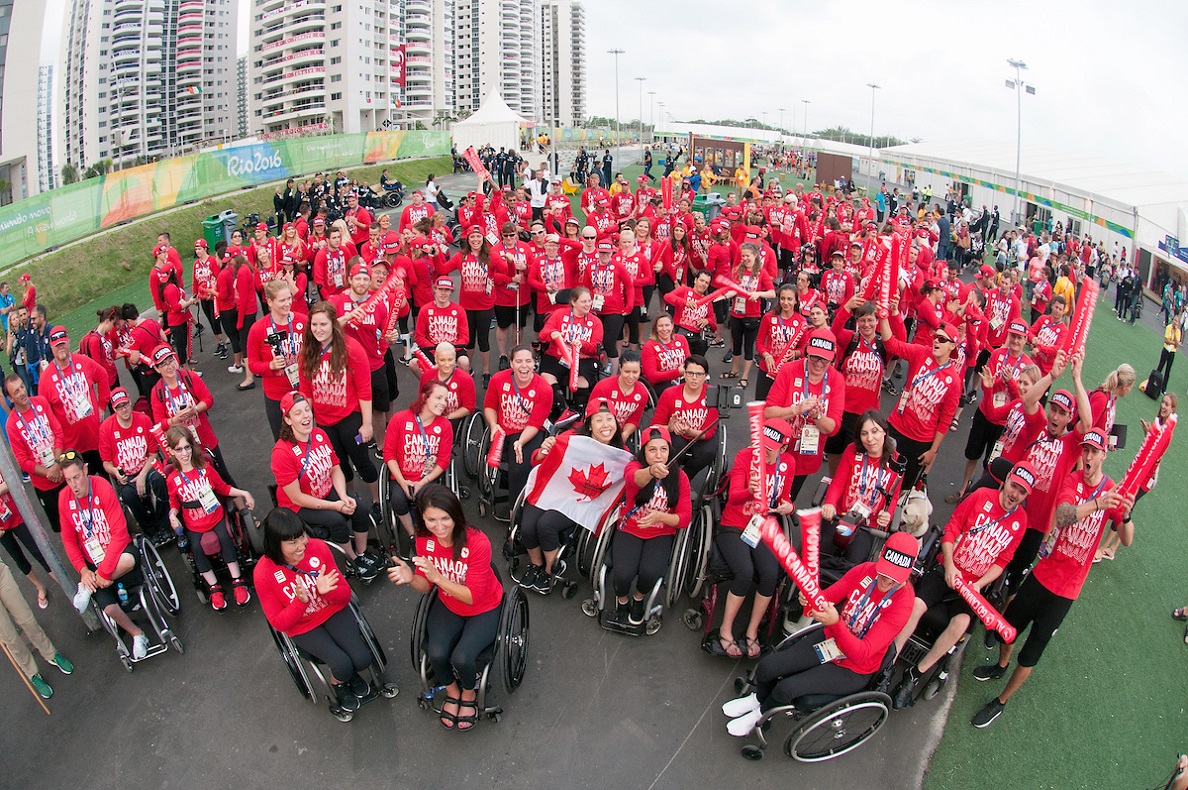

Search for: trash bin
xmin=704 ymin=192 xmax=727 ymax=222
xmin=691 ymin=195 xmax=709 ymax=215
xmin=218 ymin=210 xmax=238 ymax=244
xmin=202 ymin=215 xmax=223 ymax=250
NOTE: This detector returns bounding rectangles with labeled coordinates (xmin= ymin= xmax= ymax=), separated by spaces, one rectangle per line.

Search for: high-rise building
xmin=393 ymin=0 xmax=455 ymax=128
xmin=0 ymin=0 xmax=47 ymax=201
xmin=454 ymin=0 xmax=541 ymax=122
xmin=37 ymin=66 xmax=56 ymax=193
xmin=248 ymin=0 xmax=405 ymax=137
xmin=540 ymin=0 xmax=584 ymax=128
xmin=236 ymin=55 xmax=248 ymax=138
xmin=63 ymin=0 xmax=239 ymax=171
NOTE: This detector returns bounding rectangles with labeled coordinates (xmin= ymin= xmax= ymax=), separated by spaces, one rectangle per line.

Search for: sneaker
xmin=628 ymin=596 xmax=646 ymax=625
xmin=727 ymin=708 xmax=762 ymax=737
xmin=971 ymin=698 xmax=1005 ymax=728
xmin=349 ymin=674 xmax=371 ymax=698
xmin=607 ymin=602 xmax=629 ymax=625
xmin=209 ymin=584 xmax=228 ymax=611
xmin=722 ymin=692 xmax=760 ymax=718
xmin=190 ymin=369 xmax=204 ymax=378
xmin=498 ymin=354 xmax=510 ymax=370
xmin=983 ymin=628 xmax=1000 ymax=649
xmin=29 ymin=673 xmax=53 ymax=700
xmin=353 ymin=557 xmax=380 ymax=582
xmin=334 ymin=682 xmax=362 ymax=712
xmin=232 ymin=580 xmax=251 ymax=607
xmin=551 ymin=558 xmax=568 ymax=580
xmin=972 ymin=663 xmax=1007 ymax=682
xmin=49 ymin=652 xmax=74 ymax=675
xmin=227 ymin=364 xmax=243 ymax=374
xmin=530 ymin=567 xmax=551 ymax=595
xmin=891 ymin=667 xmax=920 ymax=710
xmin=723 ymin=351 xmax=734 ymax=364
xmin=482 ymin=373 xmax=491 ymax=388
xmin=518 ymin=564 xmax=541 ymax=590
xmin=600 ymin=362 xmax=612 ymax=377
xmin=369 ymin=502 xmax=383 ymax=529
xmin=132 ymin=633 xmax=149 ymax=660
xmin=72 ymin=585 xmax=93 ymax=614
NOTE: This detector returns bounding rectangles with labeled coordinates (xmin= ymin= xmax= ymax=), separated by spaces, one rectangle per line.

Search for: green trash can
xmin=202 ymin=215 xmax=223 ymax=250
xmin=691 ymin=195 xmax=709 ymax=214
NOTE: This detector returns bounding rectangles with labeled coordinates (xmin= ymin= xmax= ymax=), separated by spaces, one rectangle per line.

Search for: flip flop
xmin=37 ymin=588 xmax=49 ymax=609
xmin=704 ymin=633 xmax=742 ymax=658
xmin=740 ymin=636 xmax=762 ymax=659
xmin=738 ymin=379 xmax=748 ymax=389
xmin=1172 ymin=608 xmax=1188 ymax=622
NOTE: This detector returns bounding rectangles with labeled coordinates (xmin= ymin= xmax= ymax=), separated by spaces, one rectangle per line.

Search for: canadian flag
xmin=524 ymin=434 xmax=634 ymax=533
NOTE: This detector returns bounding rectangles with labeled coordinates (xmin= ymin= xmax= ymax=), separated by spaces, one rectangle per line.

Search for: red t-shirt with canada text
xmin=942 ymin=487 xmax=1028 ymax=581
xmin=483 ymin=370 xmax=553 ymax=435
xmin=383 ymin=409 xmax=453 ymax=482
xmin=167 ymin=464 xmax=233 ymax=532
xmin=254 ymin=539 xmax=351 ymax=636
xmin=99 ymin=412 xmax=159 ymax=477
xmin=416 ymin=527 xmax=503 ymax=617
xmin=884 ymin=337 xmax=961 ymax=443
xmin=420 ymin=368 xmax=476 ymax=416
xmin=38 ymin=354 xmax=109 ymax=453
xmin=272 ymin=430 xmax=338 ymax=511
xmin=1030 ymin=472 xmax=1124 ymax=599
xmin=587 ymin=377 xmax=649 ymax=429
xmin=414 ymin=302 xmax=469 ymax=349
xmin=641 ymin=336 xmax=690 ymax=388
xmin=652 ymin=384 xmax=718 ymax=441
xmin=298 ymin=336 xmax=373 ymax=427
xmin=766 ymin=359 xmax=846 ymax=475
xmin=1017 ymin=429 xmax=1082 ymax=534
xmin=58 ymin=476 xmax=130 ymax=580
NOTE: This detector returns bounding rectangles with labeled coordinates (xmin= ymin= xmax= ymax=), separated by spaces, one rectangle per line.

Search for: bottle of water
xmin=117 ymin=583 xmax=128 ymax=605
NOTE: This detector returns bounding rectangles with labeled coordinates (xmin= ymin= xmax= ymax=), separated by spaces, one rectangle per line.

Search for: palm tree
xmin=61 ymin=163 xmax=80 ymax=184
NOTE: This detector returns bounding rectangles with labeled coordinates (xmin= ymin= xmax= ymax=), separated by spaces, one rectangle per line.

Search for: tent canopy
xmin=451 ymin=89 xmax=527 ymax=153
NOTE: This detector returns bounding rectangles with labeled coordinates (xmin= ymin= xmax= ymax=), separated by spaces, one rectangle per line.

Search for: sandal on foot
xmin=1172 ymin=607 xmax=1188 ymax=622
xmin=738 ymin=378 xmax=748 ymax=389
xmin=439 ymin=696 xmax=460 ymax=729
xmin=949 ymin=418 xmax=960 ymax=432
xmin=722 ymin=372 xmax=738 ymax=380
xmin=37 ymin=588 xmax=49 ymax=609
xmin=455 ymin=698 xmax=479 ymax=732
xmin=740 ymin=636 xmax=762 ymax=659
xmin=706 ymin=633 xmax=742 ymax=658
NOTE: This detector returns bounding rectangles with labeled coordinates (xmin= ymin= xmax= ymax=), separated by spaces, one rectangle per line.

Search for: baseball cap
xmin=280 ymin=391 xmax=307 ymax=417
xmin=256 ymin=222 xmax=268 ymax=232
xmin=18 ymin=273 xmax=30 ymax=282
xmin=1081 ymin=429 xmax=1108 ymax=451
xmin=597 ymin=240 xmax=614 ymax=253
xmin=411 ymin=189 xmax=423 ymax=196
xmin=935 ymin=323 xmax=959 ymax=344
xmin=1007 ymin=320 xmax=1028 ymax=336
xmin=152 ymin=243 xmax=169 ymax=257
xmin=151 ymin=344 xmax=176 ymax=367
xmin=349 ymin=263 xmax=371 ymax=280
xmin=875 ymin=531 xmax=919 ymax=585
xmin=313 ymin=217 xmax=326 ymax=227
xmin=1049 ymin=389 xmax=1075 ymax=413
xmin=110 ymin=387 xmax=131 ymax=408
xmin=434 ymin=277 xmax=454 ymax=290
xmin=830 ymin=249 xmax=845 ymax=258
xmin=641 ymin=425 xmax=671 ymax=446
xmin=194 ymin=239 xmax=208 ymax=249
xmin=804 ymin=329 xmax=838 ymax=361
xmin=565 ymin=217 xmax=580 ymax=227
xmin=596 ymin=196 xmax=610 ymax=207
xmin=978 ymin=264 xmax=996 ymax=278
xmin=382 ymin=231 xmax=400 ymax=252
xmin=466 ymin=225 xmax=485 ymax=237
xmin=48 ymin=326 xmax=69 ymax=346
xmin=850 ymin=240 xmax=863 ymax=248
xmin=1007 ymin=461 xmax=1038 ymax=495
xmin=783 ymin=194 xmax=797 ymax=203
xmin=584 ymin=397 xmax=614 ymax=417
xmin=283 ymin=222 xmax=295 ymax=232
xmin=761 ymin=419 xmax=793 ymax=452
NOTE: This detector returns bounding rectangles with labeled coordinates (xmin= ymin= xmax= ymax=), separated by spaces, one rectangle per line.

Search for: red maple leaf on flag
xmin=569 ymin=463 xmax=612 ymax=501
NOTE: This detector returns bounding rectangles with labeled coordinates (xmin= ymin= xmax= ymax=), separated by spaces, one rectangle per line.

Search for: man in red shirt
xmin=99 ymin=387 xmax=171 ymax=546
xmin=491 ymin=222 xmax=533 ymax=368
xmin=343 ymin=192 xmax=373 ymax=248
xmin=38 ymin=326 xmax=110 ymax=477
xmin=312 ymin=227 xmax=355 ymax=299
xmin=970 ymin=430 xmax=1133 ymax=728
xmin=330 ymin=263 xmax=393 ymax=445
xmin=398 ymin=190 xmax=433 ymax=234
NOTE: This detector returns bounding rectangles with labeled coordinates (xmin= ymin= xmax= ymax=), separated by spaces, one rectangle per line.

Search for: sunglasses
xmin=58 ymin=450 xmax=81 ymax=464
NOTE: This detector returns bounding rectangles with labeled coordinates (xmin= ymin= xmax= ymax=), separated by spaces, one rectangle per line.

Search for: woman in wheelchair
xmin=255 ymin=508 xmax=375 ymax=713
xmin=820 ymin=411 xmax=904 ymax=561
xmin=710 ymin=419 xmax=796 ymax=658
xmin=587 ymin=350 xmax=648 ymax=443
xmin=721 ymin=531 xmax=919 ymax=737
xmin=162 ymin=427 xmax=256 ymax=611
xmin=384 ymin=379 xmax=453 ymax=540
xmin=607 ymin=426 xmax=691 ymax=627
xmin=518 ymin=400 xmax=625 ymax=593
xmin=651 ymin=354 xmax=719 ymax=481
xmin=538 ymin=286 xmax=604 ymax=417
xmin=387 ymin=485 xmax=503 ymax=731
xmin=271 ymin=392 xmax=381 ymax=581
xmin=641 ymin=314 xmax=691 ymax=394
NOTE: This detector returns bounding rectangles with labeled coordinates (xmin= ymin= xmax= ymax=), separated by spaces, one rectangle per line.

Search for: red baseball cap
xmin=255 ymin=222 xmax=268 ymax=232
xmin=935 ymin=323 xmax=959 ymax=344
xmin=1007 ymin=461 xmax=1038 ymax=495
xmin=597 ymin=240 xmax=614 ymax=253
xmin=640 ymin=425 xmax=671 ymax=446
xmin=466 ymin=225 xmax=485 ymax=237
xmin=1049 ymin=389 xmax=1075 ymax=413
xmin=382 ymin=231 xmax=400 ymax=252
xmin=194 ymin=239 xmax=208 ymax=249
xmin=761 ymin=419 xmax=794 ymax=452
xmin=313 ymin=217 xmax=326 ymax=227
xmin=349 ymin=263 xmax=370 ymax=279
xmin=1081 ymin=429 xmax=1108 ymax=451
xmin=151 ymin=344 xmax=176 ymax=367
xmin=434 ymin=277 xmax=454 ymax=290
xmin=978 ymin=264 xmax=996 ymax=278
xmin=110 ymin=387 xmax=131 ymax=408
xmin=875 ymin=531 xmax=919 ymax=585
xmin=1007 ymin=320 xmax=1029 ymax=336
xmin=804 ymin=329 xmax=837 ymax=361
xmin=49 ymin=326 xmax=69 ymax=346
xmin=280 ymin=391 xmax=307 ymax=417
xmin=152 ymin=243 xmax=169 ymax=257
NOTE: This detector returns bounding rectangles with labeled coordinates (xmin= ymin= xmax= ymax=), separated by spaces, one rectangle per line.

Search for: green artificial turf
xmin=923 ymin=293 xmax=1188 ymax=789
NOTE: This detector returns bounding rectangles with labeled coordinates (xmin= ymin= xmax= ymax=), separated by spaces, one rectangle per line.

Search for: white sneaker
xmin=131 ymin=633 xmax=149 ymax=660
xmin=722 ymin=692 xmax=760 ymax=718
xmin=73 ymin=585 xmax=92 ymax=614
xmin=727 ymin=708 xmax=763 ymax=737
xmin=227 ymin=364 xmax=243 ymax=374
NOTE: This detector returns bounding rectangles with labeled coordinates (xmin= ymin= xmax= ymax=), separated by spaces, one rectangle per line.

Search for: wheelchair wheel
xmin=461 ymin=413 xmax=485 ymax=480
xmin=270 ymin=627 xmax=318 ymax=703
xmin=351 ymin=598 xmax=388 ymax=671
xmin=664 ymin=523 xmax=694 ymax=609
xmin=704 ymin=426 xmax=728 ymax=494
xmin=242 ymin=508 xmax=265 ymax=555
xmin=496 ymin=586 xmax=529 ymax=696
xmin=784 ymin=693 xmax=892 ymax=762
xmin=139 ymin=536 xmax=181 ymax=616
xmin=410 ymin=588 xmax=434 ymax=680
xmin=685 ymin=499 xmax=715 ymax=599
xmin=376 ymin=473 xmax=399 ymax=558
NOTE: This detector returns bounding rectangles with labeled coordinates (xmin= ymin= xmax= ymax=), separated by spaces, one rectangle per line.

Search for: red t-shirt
xmin=820 ymin=269 xmax=855 ymax=307
xmin=994 ymin=400 xmax=1047 ymax=465
xmin=58 ymin=476 xmax=130 ymax=580
xmin=538 ymin=309 xmax=603 ymax=360
xmin=415 ymin=527 xmax=503 ymax=617
xmin=652 ymin=384 xmax=719 ymax=441
xmin=726 ymin=270 xmax=774 ymax=320
xmin=98 ymin=412 xmax=159 ymax=477
xmin=641 ymin=336 xmax=690 ymax=387
xmin=383 ymin=409 xmax=453 ymax=482
xmin=620 ymin=460 xmax=692 ymax=538
xmin=664 ymin=287 xmax=716 ymax=334
xmin=420 ymin=367 xmax=476 ymax=416
xmin=580 ymin=259 xmax=633 ymax=316
xmin=587 ymin=377 xmax=649 ymax=429
xmin=527 ymin=252 xmax=576 ymax=315
xmin=414 ymin=303 xmax=470 ymax=349
xmin=297 ymin=336 xmax=373 ymax=427
xmin=1029 ymin=315 xmax=1066 ymax=375
xmin=1030 ymin=472 xmax=1125 ymax=599
xmin=831 ymin=321 xmax=891 ymax=416
xmin=272 ymin=430 xmax=339 ymax=511
xmin=756 ymin=312 xmax=809 ymax=378
xmin=445 ymin=252 xmax=497 ymax=311
xmin=491 ymin=242 xmax=533 ymax=308
xmin=823 ymin=448 xmax=902 ymax=525
xmin=38 ymin=354 xmax=110 ymax=453
xmin=254 ymin=538 xmax=351 ymax=636
xmin=822 ymin=563 xmax=914 ymax=675
xmin=616 ymin=249 xmax=654 ymax=308
xmin=1017 ymin=429 xmax=1083 ymax=534
xmin=151 ymin=371 xmax=219 ymax=450
xmin=246 ymin=313 xmax=308 ymax=400
xmin=329 ymin=292 xmax=389 ymax=372
xmin=483 ymin=371 xmax=553 ymax=434
xmin=884 ymin=337 xmax=961 ymax=443
xmin=167 ymin=464 xmax=233 ymax=532
xmin=720 ymin=446 xmax=795 ymax=529
xmin=313 ymin=246 xmax=351 ymax=296
xmin=766 ymin=359 xmax=846 ymax=475
xmin=942 ymin=487 xmax=1028 ymax=581
xmin=978 ymin=349 xmax=1032 ymax=424
xmin=7 ymin=399 xmax=64 ymax=490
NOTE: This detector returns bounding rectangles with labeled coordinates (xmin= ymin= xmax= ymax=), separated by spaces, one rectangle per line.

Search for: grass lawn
xmin=924 ymin=293 xmax=1188 ymax=789
xmin=26 ymin=156 xmax=451 ymax=323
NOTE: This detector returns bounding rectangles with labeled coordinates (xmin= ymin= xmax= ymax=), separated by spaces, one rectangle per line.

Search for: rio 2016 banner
xmin=0 ymin=130 xmax=448 ymax=271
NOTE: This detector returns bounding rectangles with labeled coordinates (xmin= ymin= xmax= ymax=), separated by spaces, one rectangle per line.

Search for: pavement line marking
xmin=644 ymin=664 xmax=739 ymax=790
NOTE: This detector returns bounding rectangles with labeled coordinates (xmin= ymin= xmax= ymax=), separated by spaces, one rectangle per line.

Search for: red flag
xmin=392 ymin=44 xmax=407 ymax=89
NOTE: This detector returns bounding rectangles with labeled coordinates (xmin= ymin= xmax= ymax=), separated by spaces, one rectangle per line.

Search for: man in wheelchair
xmin=722 ymin=531 xmax=918 ymax=737
xmin=890 ymin=461 xmax=1036 ymax=709
xmin=59 ymin=450 xmax=151 ymax=660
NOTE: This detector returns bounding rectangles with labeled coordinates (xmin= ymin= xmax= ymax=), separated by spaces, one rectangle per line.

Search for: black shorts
xmin=539 ymin=354 xmax=597 ymax=384
xmin=370 ymin=365 xmax=391 ymax=412
xmin=1002 ymin=574 xmax=1074 ymax=668
xmin=87 ymin=549 xmax=140 ymax=609
xmin=823 ymin=410 xmax=861 ymax=455
xmin=494 ymin=303 xmax=529 ymax=329
xmin=914 ymin=566 xmax=975 ymax=623
xmin=964 ymin=408 xmax=1004 ymax=462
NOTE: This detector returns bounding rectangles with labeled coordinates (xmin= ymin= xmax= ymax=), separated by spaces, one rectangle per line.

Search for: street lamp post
xmin=608 ymin=49 xmax=625 ymax=145
xmin=634 ymin=76 xmax=646 ymax=156
xmin=779 ymin=107 xmax=785 ymax=134
xmin=866 ymin=83 xmax=880 ymax=182
xmin=801 ymin=99 xmax=810 ymax=140
xmin=1005 ymin=58 xmax=1035 ymax=228
xmin=648 ymin=90 xmax=655 ymax=143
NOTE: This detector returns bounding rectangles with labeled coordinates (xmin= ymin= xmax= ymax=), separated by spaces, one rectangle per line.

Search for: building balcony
xmin=406 ymin=28 xmax=430 ymax=42
xmin=261 ymin=31 xmax=325 ymax=52
xmin=407 ymin=40 xmax=430 ymax=55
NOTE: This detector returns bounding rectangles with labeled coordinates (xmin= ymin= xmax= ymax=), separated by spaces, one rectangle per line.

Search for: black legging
xmin=297 ymin=491 xmax=370 ymax=545
xmin=464 ymin=309 xmax=492 ymax=354
xmin=753 ymin=633 xmax=870 ymax=712
xmin=671 ymin=434 xmax=716 ymax=483
xmin=168 ymin=322 xmax=191 ymax=366
xmin=519 ymin=502 xmax=578 ymax=552
xmin=755 ymin=371 xmax=777 ymax=402
xmin=199 ymin=300 xmax=223 ymax=338
xmin=184 ymin=518 xmax=238 ymax=574
xmin=730 ymin=316 xmax=760 ymax=359
xmin=223 ymin=308 xmax=242 ymax=354
xmin=290 ymin=606 xmax=372 ymax=683
xmin=598 ymin=313 xmax=624 ymax=359
xmin=34 ymin=483 xmax=66 ymax=533
xmin=264 ymin=396 xmax=283 ymax=442
xmin=611 ymin=530 xmax=673 ymax=598
xmin=0 ymin=522 xmax=51 ymax=576
xmin=425 ymin=596 xmax=502 ymax=691
xmin=207 ymin=444 xmax=237 ymax=489
xmin=715 ymin=528 xmax=780 ymax=598
xmin=116 ymin=471 xmax=170 ymax=541
xmin=626 ymin=306 xmax=643 ymax=346
xmin=1156 ymin=348 xmax=1175 ymax=382
xmin=321 ymin=411 xmax=378 ymax=485
xmin=887 ymin=427 xmax=931 ymax=492
xmin=503 ymin=431 xmax=544 ymax=512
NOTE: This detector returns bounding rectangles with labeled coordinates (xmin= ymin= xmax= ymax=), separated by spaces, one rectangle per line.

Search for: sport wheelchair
xmin=88 ymin=535 xmax=184 ymax=672
xmin=267 ymin=594 xmax=399 ymax=722
xmin=409 ymin=571 xmax=529 ymax=724
xmin=502 ymin=486 xmax=602 ymax=600
xmin=177 ymin=500 xmax=262 ymax=605
xmin=732 ymin=623 xmax=896 ymax=762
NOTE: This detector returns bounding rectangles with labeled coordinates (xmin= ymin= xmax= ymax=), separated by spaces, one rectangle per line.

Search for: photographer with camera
xmin=247 ymin=281 xmax=307 ymax=440
xmin=821 ymin=410 xmax=905 ymax=561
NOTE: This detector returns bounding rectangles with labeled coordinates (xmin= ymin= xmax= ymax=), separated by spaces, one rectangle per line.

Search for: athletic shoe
xmin=132 ymin=633 xmax=149 ymax=660
xmin=232 ymin=580 xmax=251 ymax=607
xmin=29 ymin=674 xmax=53 ymax=699
xmin=517 ymin=564 xmax=541 ymax=591
xmin=498 ymin=355 xmax=510 ymax=371
xmin=209 ymin=584 xmax=228 ymax=611
xmin=723 ymin=351 xmax=734 ymax=364
xmin=50 ymin=652 xmax=74 ymax=675
xmin=349 ymin=674 xmax=371 ymax=698
xmin=971 ymin=698 xmax=1005 ymax=728
xmin=227 ymin=364 xmax=243 ymax=374
xmin=482 ymin=373 xmax=491 ymax=388
xmin=628 ymin=596 xmax=646 ymax=625
xmin=530 ymin=567 xmax=551 ymax=595
xmin=972 ymin=663 xmax=1007 ymax=682
xmin=891 ymin=666 xmax=920 ymax=710
xmin=551 ymin=558 xmax=568 ymax=580
xmin=727 ymin=708 xmax=762 ymax=737
xmin=353 ymin=557 xmax=380 ymax=582
xmin=72 ymin=585 xmax=93 ymax=614
xmin=606 ymin=602 xmax=628 ymax=626
xmin=983 ymin=628 xmax=999 ymax=649
xmin=369 ymin=502 xmax=383 ymax=529
xmin=334 ymin=683 xmax=361 ymax=712
xmin=722 ymin=692 xmax=760 ymax=718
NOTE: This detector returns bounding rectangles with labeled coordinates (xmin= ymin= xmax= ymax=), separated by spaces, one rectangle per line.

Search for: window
xmin=331 ymin=92 xmax=342 ymax=100
xmin=330 ymin=56 xmax=341 ymax=64
xmin=330 ymin=39 xmax=340 ymax=47
xmin=330 ymin=21 xmax=341 ymax=29
xmin=330 ymin=74 xmax=341 ymax=82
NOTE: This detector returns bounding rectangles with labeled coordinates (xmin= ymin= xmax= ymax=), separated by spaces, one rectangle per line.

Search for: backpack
xmin=837 ymin=330 xmax=888 ymax=371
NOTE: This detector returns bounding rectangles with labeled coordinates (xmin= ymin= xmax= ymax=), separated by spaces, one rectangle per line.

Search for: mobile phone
xmin=354 ymin=433 xmax=363 ymax=445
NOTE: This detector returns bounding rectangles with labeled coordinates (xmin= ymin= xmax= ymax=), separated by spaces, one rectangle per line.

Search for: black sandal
xmin=439 ymin=696 xmax=460 ymax=729
xmin=455 ymin=697 xmax=479 ymax=732
xmin=1173 ymin=608 xmax=1188 ymax=622
xmin=738 ymin=378 xmax=748 ymax=389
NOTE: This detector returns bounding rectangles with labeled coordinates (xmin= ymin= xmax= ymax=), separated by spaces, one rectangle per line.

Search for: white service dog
xmin=899 ymin=488 xmax=932 ymax=538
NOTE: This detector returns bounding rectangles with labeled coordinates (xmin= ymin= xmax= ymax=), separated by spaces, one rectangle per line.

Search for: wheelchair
xmin=472 ymin=411 xmax=583 ymax=523
xmin=88 ymin=534 xmax=183 ymax=672
xmin=579 ymin=500 xmax=708 ymax=636
xmin=504 ymin=486 xmax=615 ymax=600
xmin=267 ymin=594 xmax=399 ymax=723
xmin=178 ymin=500 xmax=262 ymax=604
xmin=732 ymin=623 xmax=896 ymax=762
xmin=409 ymin=571 xmax=529 ymax=724
xmin=376 ymin=454 xmax=464 ymax=562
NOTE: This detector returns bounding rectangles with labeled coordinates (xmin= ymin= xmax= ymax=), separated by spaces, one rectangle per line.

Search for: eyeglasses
xmin=684 ymin=370 xmax=707 ymax=378
xmin=582 ymin=235 xmax=597 ymax=240
xmin=502 ymin=233 xmax=517 ymax=237
xmin=531 ymin=230 xmax=545 ymax=235
xmin=57 ymin=450 xmax=81 ymax=464
xmin=172 ymin=444 xmax=193 ymax=453
xmin=113 ymin=401 xmax=131 ymax=409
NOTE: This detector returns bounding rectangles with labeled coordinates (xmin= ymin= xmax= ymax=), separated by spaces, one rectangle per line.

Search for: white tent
xmin=450 ymin=89 xmax=527 ymax=154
